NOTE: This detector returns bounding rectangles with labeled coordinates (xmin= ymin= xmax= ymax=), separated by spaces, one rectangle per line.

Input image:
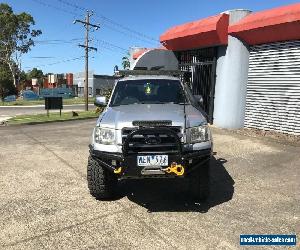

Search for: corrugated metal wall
xmin=245 ymin=40 xmax=300 ymax=135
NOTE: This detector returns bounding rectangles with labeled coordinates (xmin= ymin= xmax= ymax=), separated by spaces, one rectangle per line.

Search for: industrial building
xmin=131 ymin=3 xmax=300 ymax=135
xmin=73 ymin=71 xmax=116 ymax=97
xmin=44 ymin=73 xmax=73 ymax=89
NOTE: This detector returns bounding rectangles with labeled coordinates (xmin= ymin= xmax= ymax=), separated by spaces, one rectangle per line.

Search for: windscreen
xmin=110 ymin=79 xmax=186 ymax=106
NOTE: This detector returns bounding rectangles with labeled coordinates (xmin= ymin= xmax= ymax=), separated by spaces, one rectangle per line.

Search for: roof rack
xmin=114 ymin=70 xmax=182 ymax=77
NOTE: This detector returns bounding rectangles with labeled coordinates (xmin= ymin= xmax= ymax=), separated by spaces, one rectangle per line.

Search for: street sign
xmin=45 ymin=97 xmax=63 ymax=116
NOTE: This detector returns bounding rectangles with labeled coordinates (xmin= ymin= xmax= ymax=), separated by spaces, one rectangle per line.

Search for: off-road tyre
xmin=87 ymin=156 xmax=117 ymax=199
xmin=188 ymin=160 xmax=210 ymax=201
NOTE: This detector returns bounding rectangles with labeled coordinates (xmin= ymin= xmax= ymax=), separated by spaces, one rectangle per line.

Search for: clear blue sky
xmin=4 ymin=0 xmax=300 ymax=75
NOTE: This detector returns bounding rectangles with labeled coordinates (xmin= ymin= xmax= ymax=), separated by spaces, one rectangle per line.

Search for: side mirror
xmin=94 ymin=96 xmax=107 ymax=107
xmin=194 ymin=95 xmax=203 ymax=106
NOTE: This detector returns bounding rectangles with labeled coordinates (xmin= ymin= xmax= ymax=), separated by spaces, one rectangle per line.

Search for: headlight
xmin=189 ymin=125 xmax=210 ymax=143
xmin=94 ymin=127 xmax=115 ymax=145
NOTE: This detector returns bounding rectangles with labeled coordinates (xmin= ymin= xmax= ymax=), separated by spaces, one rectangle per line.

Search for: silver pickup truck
xmin=88 ymin=70 xmax=212 ymax=201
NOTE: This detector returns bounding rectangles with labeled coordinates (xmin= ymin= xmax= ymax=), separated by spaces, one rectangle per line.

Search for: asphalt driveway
xmin=0 ymin=120 xmax=299 ymax=249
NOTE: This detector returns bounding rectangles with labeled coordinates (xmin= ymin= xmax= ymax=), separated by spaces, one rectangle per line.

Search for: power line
xmin=35 ymin=38 xmax=84 ymax=43
xmin=34 ymin=38 xmax=127 ymax=56
xmin=95 ymin=39 xmax=127 ymax=52
xmin=56 ymin=0 xmax=160 ymax=45
xmin=97 ymin=45 xmax=125 ymax=55
xmin=31 ymin=0 xmax=81 ymax=17
xmin=24 ymin=56 xmax=85 ymax=69
xmin=32 ymin=0 xmax=159 ymax=46
xmin=34 ymin=38 xmax=84 ymax=45
xmin=31 ymin=56 xmax=56 ymax=59
xmin=95 ymin=15 xmax=159 ymax=43
xmin=57 ymin=0 xmax=85 ymax=11
xmin=100 ymin=23 xmax=157 ymax=46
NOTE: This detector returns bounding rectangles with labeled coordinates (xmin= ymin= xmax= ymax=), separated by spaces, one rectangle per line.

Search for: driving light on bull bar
xmin=94 ymin=127 xmax=115 ymax=144
xmin=189 ymin=125 xmax=210 ymax=143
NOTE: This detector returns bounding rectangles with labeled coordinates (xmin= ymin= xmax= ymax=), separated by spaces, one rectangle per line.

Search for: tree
xmin=27 ymin=67 xmax=44 ymax=87
xmin=19 ymin=70 xmax=27 ymax=82
xmin=122 ymin=52 xmax=130 ymax=69
xmin=27 ymin=67 xmax=43 ymax=80
xmin=0 ymin=3 xmax=42 ymax=87
xmin=0 ymin=62 xmax=16 ymax=101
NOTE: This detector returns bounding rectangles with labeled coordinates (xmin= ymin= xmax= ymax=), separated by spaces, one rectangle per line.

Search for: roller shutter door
xmin=245 ymin=40 xmax=300 ymax=135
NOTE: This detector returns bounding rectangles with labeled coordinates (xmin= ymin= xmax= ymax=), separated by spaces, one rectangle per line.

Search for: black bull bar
xmin=89 ymin=127 xmax=211 ymax=177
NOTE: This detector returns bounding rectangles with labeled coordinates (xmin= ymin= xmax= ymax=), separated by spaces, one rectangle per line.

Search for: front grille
xmin=122 ymin=127 xmax=182 ymax=154
xmin=132 ymin=120 xmax=172 ymax=127
xmin=122 ymin=127 xmax=181 ymax=141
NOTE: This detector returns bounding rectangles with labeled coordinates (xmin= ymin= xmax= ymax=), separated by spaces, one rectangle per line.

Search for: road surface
xmin=0 ymin=120 xmax=299 ymax=249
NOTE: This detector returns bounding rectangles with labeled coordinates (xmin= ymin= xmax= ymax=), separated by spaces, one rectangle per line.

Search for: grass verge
xmin=7 ymin=110 xmax=99 ymax=125
xmin=0 ymin=97 xmax=95 ymax=106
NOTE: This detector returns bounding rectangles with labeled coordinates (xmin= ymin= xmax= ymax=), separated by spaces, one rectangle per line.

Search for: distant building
xmin=31 ymin=78 xmax=38 ymax=86
xmin=43 ymin=73 xmax=73 ymax=89
xmin=66 ymin=73 xmax=73 ymax=87
xmin=73 ymin=71 xmax=116 ymax=97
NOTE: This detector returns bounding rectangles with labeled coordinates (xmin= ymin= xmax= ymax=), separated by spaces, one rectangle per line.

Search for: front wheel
xmin=87 ymin=156 xmax=117 ymax=199
xmin=188 ymin=160 xmax=210 ymax=201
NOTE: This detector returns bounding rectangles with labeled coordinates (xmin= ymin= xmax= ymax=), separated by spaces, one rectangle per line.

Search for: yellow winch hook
xmin=164 ymin=163 xmax=185 ymax=176
xmin=114 ymin=167 xmax=122 ymax=174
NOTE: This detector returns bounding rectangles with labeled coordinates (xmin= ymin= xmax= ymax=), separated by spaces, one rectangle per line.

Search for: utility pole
xmin=74 ymin=11 xmax=100 ymax=111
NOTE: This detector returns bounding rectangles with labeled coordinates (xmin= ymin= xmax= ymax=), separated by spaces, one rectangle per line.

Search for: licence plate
xmin=137 ymin=155 xmax=168 ymax=167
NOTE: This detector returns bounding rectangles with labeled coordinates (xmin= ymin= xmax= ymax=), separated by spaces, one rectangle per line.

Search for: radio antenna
xmin=182 ymin=86 xmax=187 ymax=133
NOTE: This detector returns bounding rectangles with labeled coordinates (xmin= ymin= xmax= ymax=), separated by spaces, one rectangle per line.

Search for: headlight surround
xmin=189 ymin=125 xmax=210 ymax=143
xmin=94 ymin=127 xmax=115 ymax=145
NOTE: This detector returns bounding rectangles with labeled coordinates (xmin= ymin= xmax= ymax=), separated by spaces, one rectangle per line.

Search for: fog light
xmin=112 ymin=160 xmax=117 ymax=166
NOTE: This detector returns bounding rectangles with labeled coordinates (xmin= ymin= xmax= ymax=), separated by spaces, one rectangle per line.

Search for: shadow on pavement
xmin=119 ymin=155 xmax=234 ymax=213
